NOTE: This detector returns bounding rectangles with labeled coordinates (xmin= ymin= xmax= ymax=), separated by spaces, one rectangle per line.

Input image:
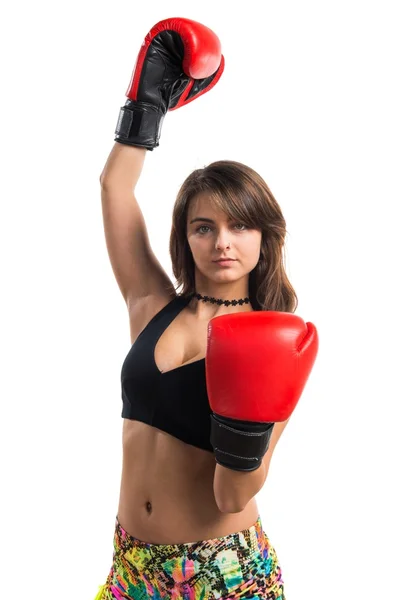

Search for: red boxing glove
xmin=206 ymin=311 xmax=319 ymax=472
xmin=114 ymin=17 xmax=225 ymax=149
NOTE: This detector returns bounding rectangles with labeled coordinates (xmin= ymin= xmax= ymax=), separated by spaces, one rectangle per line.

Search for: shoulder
xmin=128 ymin=292 xmax=179 ymax=345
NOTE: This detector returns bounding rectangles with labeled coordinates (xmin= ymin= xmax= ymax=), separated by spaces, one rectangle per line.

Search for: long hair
xmin=169 ymin=160 xmax=298 ymax=313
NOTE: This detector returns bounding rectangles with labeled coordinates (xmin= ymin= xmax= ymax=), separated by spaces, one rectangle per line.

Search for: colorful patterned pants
xmin=94 ymin=515 xmax=285 ymax=599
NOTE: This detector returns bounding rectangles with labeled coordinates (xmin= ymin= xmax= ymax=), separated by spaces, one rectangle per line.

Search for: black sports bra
xmin=120 ymin=294 xmax=213 ymax=452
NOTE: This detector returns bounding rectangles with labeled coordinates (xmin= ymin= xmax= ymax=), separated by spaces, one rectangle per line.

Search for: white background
xmin=1 ymin=0 xmax=399 ymax=598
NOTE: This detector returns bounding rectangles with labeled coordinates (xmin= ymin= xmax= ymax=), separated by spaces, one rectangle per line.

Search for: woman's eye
xmin=196 ymin=225 xmax=211 ymax=234
xmin=196 ymin=224 xmax=247 ymax=234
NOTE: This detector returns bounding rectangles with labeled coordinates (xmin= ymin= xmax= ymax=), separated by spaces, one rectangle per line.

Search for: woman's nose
xmin=215 ymin=235 xmax=231 ymax=250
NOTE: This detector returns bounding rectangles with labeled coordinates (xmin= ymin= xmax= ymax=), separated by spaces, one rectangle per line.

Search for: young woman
xmin=95 ymin=17 xmax=318 ymax=600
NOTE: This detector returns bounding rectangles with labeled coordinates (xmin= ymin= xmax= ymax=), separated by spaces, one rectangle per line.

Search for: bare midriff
xmin=117 ymin=419 xmax=260 ymax=544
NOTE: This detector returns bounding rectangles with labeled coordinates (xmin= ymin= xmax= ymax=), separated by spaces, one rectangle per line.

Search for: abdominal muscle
xmin=117 ymin=419 xmax=260 ymax=544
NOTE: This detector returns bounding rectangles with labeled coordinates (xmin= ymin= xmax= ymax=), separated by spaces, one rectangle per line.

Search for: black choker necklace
xmin=191 ymin=292 xmax=250 ymax=307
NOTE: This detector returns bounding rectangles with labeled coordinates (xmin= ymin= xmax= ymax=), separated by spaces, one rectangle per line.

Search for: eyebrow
xmin=189 ymin=217 xmax=236 ymax=224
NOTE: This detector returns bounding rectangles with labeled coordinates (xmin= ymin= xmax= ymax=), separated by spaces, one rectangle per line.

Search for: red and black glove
xmin=115 ymin=17 xmax=225 ymax=150
xmin=206 ymin=311 xmax=319 ymax=472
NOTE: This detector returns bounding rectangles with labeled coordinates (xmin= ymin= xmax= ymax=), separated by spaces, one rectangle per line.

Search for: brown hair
xmin=169 ymin=160 xmax=298 ymax=313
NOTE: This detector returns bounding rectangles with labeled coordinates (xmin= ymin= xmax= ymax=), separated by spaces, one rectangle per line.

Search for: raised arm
xmin=99 ymin=18 xmax=225 ymax=335
xmin=99 ymin=143 xmax=175 ymax=314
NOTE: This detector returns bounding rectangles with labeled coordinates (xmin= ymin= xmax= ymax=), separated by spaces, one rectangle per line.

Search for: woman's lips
xmin=213 ymin=259 xmax=236 ymax=266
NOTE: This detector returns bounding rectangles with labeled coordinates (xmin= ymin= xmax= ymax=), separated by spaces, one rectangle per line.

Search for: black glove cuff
xmin=114 ymin=99 xmax=166 ymax=150
xmin=210 ymin=413 xmax=274 ymax=472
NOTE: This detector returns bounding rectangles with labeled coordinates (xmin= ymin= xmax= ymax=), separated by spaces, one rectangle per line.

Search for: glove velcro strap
xmin=114 ymin=100 xmax=165 ymax=150
xmin=210 ymin=414 xmax=274 ymax=472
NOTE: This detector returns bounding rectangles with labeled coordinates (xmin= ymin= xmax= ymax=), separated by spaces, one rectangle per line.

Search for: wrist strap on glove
xmin=210 ymin=413 xmax=274 ymax=472
xmin=114 ymin=99 xmax=166 ymax=150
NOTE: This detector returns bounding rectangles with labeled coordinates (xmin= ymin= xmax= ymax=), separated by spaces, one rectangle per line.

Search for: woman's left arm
xmin=207 ymin=311 xmax=318 ymax=513
xmin=213 ymin=417 xmax=291 ymax=513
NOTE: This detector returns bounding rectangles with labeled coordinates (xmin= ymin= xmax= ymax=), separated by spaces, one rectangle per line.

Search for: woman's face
xmin=186 ymin=193 xmax=262 ymax=284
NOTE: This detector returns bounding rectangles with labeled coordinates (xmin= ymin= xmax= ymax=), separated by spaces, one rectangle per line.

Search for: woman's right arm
xmin=99 ymin=143 xmax=175 ymax=317
xmin=99 ymin=18 xmax=224 ymax=332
